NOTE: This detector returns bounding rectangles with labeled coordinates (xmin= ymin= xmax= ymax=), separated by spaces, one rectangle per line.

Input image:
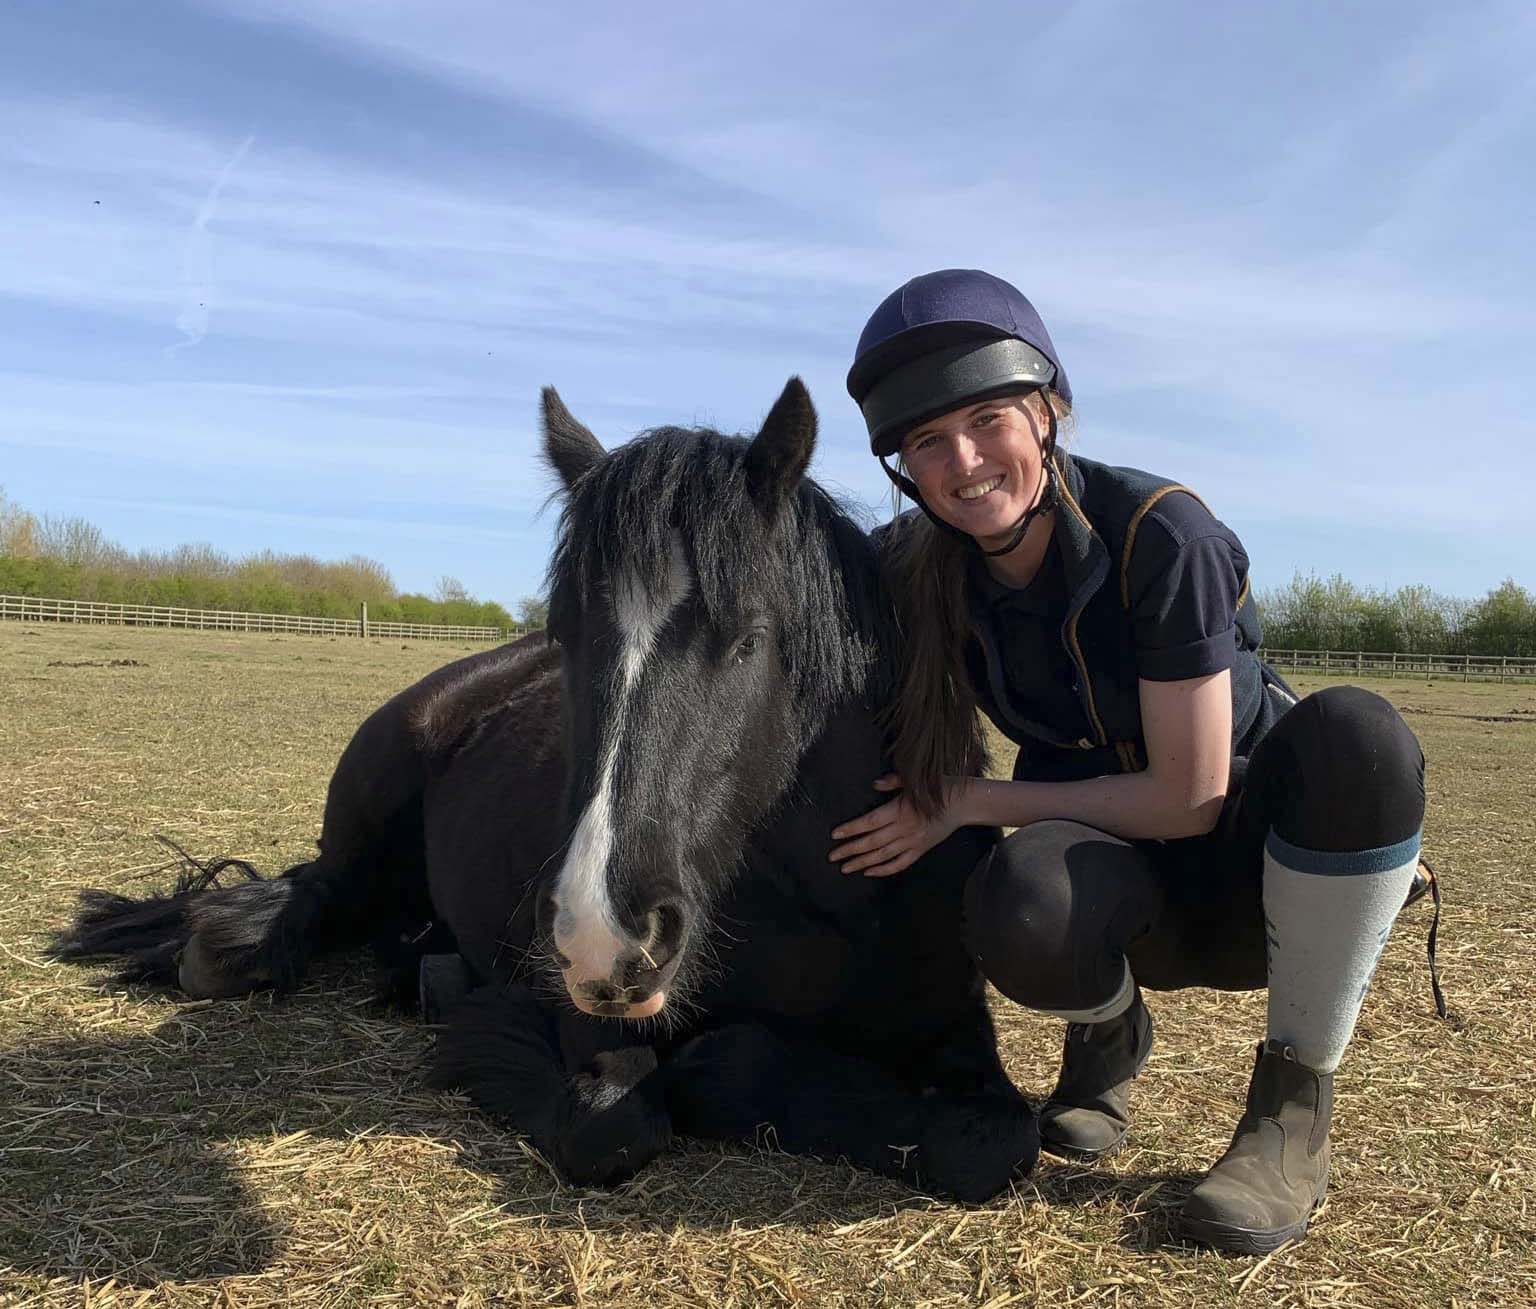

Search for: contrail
xmin=170 ymin=132 xmax=255 ymax=354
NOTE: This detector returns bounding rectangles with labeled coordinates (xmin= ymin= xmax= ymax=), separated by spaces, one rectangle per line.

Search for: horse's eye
xmin=732 ymin=630 xmax=764 ymax=665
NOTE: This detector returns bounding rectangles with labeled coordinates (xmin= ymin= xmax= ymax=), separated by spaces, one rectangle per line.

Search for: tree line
xmin=1255 ymin=572 xmax=1536 ymax=658
xmin=0 ymin=489 xmax=541 ymax=631
xmin=5 ymin=489 xmax=1531 ymax=654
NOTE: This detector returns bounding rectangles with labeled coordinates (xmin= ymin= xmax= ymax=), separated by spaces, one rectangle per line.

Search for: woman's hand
xmin=828 ymin=775 xmax=965 ymax=877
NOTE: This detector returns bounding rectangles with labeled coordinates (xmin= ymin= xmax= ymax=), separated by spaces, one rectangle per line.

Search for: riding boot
xmin=1181 ymin=1039 xmax=1333 ymax=1253
xmin=1039 ymin=988 xmax=1153 ymax=1160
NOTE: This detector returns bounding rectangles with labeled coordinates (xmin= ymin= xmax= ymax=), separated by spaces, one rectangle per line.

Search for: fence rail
xmin=1262 ymin=648 xmax=1536 ymax=683
xmin=0 ymin=594 xmax=518 ymax=644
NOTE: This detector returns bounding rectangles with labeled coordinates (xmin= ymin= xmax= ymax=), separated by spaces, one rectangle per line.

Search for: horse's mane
xmin=546 ymin=425 xmax=896 ymax=737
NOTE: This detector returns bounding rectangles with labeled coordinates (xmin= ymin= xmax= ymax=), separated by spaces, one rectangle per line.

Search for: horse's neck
xmin=798 ymin=700 xmax=888 ymax=814
xmin=744 ymin=700 xmax=888 ymax=917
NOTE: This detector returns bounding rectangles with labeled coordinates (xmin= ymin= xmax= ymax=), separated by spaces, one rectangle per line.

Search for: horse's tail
xmin=47 ymin=842 xmax=349 ymax=998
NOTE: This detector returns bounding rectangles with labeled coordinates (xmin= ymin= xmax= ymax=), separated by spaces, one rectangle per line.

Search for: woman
xmin=830 ymin=269 xmax=1431 ymax=1253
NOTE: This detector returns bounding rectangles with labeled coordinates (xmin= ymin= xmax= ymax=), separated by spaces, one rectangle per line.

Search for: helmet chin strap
xmin=879 ymin=399 xmax=1059 ymax=560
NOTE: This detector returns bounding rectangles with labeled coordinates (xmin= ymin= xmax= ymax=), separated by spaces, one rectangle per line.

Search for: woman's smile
xmin=953 ymin=473 xmax=1006 ymax=501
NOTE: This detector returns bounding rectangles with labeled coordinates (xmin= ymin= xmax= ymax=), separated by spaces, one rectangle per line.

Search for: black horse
xmin=50 ymin=379 xmax=1039 ymax=1202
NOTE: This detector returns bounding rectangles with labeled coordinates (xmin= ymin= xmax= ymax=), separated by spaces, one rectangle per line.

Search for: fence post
xmin=360 ymin=602 xmax=368 ymax=640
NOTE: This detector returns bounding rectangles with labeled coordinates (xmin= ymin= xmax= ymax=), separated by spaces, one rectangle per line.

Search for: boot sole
xmin=1039 ymin=1131 xmax=1128 ymax=1164
xmin=1180 ymin=1190 xmax=1325 ymax=1255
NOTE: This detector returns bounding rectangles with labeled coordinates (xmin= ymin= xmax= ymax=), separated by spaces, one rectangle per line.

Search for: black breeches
xmin=963 ymin=685 xmax=1425 ymax=1007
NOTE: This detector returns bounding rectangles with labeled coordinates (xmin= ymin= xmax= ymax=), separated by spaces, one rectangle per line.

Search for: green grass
xmin=2 ymin=623 xmax=1533 ymax=1307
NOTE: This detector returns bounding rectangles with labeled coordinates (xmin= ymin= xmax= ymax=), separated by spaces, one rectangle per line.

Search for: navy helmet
xmin=847 ymin=269 xmax=1071 ymax=456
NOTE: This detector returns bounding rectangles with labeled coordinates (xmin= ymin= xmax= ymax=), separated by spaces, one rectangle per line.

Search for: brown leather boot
xmin=1181 ymin=1040 xmax=1333 ymax=1253
xmin=1039 ymin=989 xmax=1153 ymax=1160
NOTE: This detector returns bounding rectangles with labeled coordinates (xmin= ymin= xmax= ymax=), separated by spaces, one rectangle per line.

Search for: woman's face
xmin=898 ymin=391 xmax=1051 ymax=548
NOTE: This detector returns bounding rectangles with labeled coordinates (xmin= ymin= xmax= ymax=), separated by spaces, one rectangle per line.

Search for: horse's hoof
xmin=919 ymin=1095 xmax=1040 ymax=1203
xmin=562 ymin=1057 xmax=673 ymax=1186
xmin=176 ymin=932 xmax=258 ymax=999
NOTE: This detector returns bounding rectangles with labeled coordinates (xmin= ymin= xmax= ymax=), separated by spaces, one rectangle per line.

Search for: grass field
xmin=2 ymin=624 xmax=1533 ymax=1308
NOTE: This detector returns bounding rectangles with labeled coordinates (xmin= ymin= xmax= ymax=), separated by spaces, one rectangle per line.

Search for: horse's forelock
xmin=545 ymin=424 xmax=889 ymax=731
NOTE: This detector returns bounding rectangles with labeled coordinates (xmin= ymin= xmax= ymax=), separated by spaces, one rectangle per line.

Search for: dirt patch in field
xmin=1397 ymin=702 xmax=1536 ymax=724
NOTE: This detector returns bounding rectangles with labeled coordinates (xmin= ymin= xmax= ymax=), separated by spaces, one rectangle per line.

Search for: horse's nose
xmin=545 ymin=881 xmax=690 ymax=1016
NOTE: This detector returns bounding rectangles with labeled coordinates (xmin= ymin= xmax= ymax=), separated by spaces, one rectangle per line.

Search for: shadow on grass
xmin=0 ymin=1028 xmax=285 ymax=1284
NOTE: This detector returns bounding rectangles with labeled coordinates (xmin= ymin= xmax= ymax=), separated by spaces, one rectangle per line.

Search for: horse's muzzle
xmin=569 ymin=978 xmax=668 ymax=1019
xmin=539 ymin=886 xmax=689 ymax=1021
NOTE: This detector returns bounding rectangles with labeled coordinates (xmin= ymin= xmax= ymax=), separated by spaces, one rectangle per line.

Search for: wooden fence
xmin=0 ymin=594 xmax=520 ymax=644
xmin=1262 ymin=648 xmax=1536 ymax=683
xmin=6 ymin=595 xmax=1533 ymax=675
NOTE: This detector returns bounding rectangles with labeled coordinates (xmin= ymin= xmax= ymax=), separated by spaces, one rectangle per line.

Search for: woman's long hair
xmin=880 ymin=389 xmax=1072 ymax=816
xmin=880 ymin=510 xmax=987 ymax=817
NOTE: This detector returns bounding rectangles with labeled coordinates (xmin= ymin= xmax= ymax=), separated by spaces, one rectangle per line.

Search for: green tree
xmin=1461 ymin=579 xmax=1536 ymax=657
xmin=0 ymin=490 xmax=514 ymax=628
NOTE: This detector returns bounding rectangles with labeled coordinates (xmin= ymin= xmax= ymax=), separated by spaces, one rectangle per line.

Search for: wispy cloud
xmin=170 ymin=130 xmax=255 ymax=353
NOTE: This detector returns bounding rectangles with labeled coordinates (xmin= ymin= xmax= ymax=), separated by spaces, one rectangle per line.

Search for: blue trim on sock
xmin=1265 ymin=829 xmax=1422 ymax=876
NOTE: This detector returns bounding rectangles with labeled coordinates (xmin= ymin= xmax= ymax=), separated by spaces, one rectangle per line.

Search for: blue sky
xmin=2 ymin=0 xmax=1532 ymax=606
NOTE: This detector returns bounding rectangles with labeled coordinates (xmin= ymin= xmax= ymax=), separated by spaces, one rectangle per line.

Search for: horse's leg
xmin=912 ymin=1001 xmax=1041 ymax=1197
xmin=664 ymin=1021 xmax=1038 ymax=1203
xmin=918 ymin=1000 xmax=1021 ymax=1097
xmin=430 ymin=982 xmax=672 ymax=1187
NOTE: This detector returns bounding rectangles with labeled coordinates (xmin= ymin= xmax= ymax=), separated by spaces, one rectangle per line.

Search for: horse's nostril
xmin=623 ymin=899 xmax=686 ymax=981
xmin=639 ymin=910 xmax=665 ymax=958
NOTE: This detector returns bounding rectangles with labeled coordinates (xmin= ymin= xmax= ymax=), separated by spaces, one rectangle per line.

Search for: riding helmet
xmin=847 ymin=269 xmax=1071 ymax=456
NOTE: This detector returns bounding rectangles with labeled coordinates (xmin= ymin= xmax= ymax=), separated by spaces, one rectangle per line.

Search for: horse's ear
xmin=541 ymin=387 xmax=606 ymax=491
xmin=745 ymin=376 xmax=817 ymax=517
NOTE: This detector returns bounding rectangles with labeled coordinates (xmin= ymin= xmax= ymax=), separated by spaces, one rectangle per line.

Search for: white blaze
xmin=554 ymin=538 xmax=691 ymax=983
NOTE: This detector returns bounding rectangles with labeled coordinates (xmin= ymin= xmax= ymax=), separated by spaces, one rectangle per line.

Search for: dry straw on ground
xmin=2 ymin=625 xmax=1532 ymax=1308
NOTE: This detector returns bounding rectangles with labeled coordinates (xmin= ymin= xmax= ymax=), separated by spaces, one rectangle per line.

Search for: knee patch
xmin=962 ymin=838 xmax=1071 ymax=1008
xmin=1256 ymin=685 xmax=1424 ymax=852
xmin=962 ymin=822 xmax=1150 ymax=1015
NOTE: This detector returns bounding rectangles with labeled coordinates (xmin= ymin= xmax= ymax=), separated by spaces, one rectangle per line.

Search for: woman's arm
xmin=959 ymin=669 xmax=1232 ymax=838
xmin=829 ymin=670 xmax=1232 ymax=877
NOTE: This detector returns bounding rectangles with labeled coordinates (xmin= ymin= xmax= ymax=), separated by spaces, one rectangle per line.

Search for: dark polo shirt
xmin=964 ymin=466 xmax=1279 ymax=777
xmin=968 ymin=536 xmax=1083 ymax=738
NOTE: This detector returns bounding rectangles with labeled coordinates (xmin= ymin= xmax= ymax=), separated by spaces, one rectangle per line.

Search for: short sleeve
xmin=1125 ymin=498 xmax=1249 ymax=683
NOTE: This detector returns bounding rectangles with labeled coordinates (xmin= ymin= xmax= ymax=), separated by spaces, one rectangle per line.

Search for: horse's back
xmin=317 ymin=635 xmax=559 ymax=898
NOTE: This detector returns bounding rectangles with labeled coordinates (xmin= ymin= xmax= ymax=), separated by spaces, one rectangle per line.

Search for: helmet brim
xmin=858 ymin=336 xmax=1058 ymax=456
